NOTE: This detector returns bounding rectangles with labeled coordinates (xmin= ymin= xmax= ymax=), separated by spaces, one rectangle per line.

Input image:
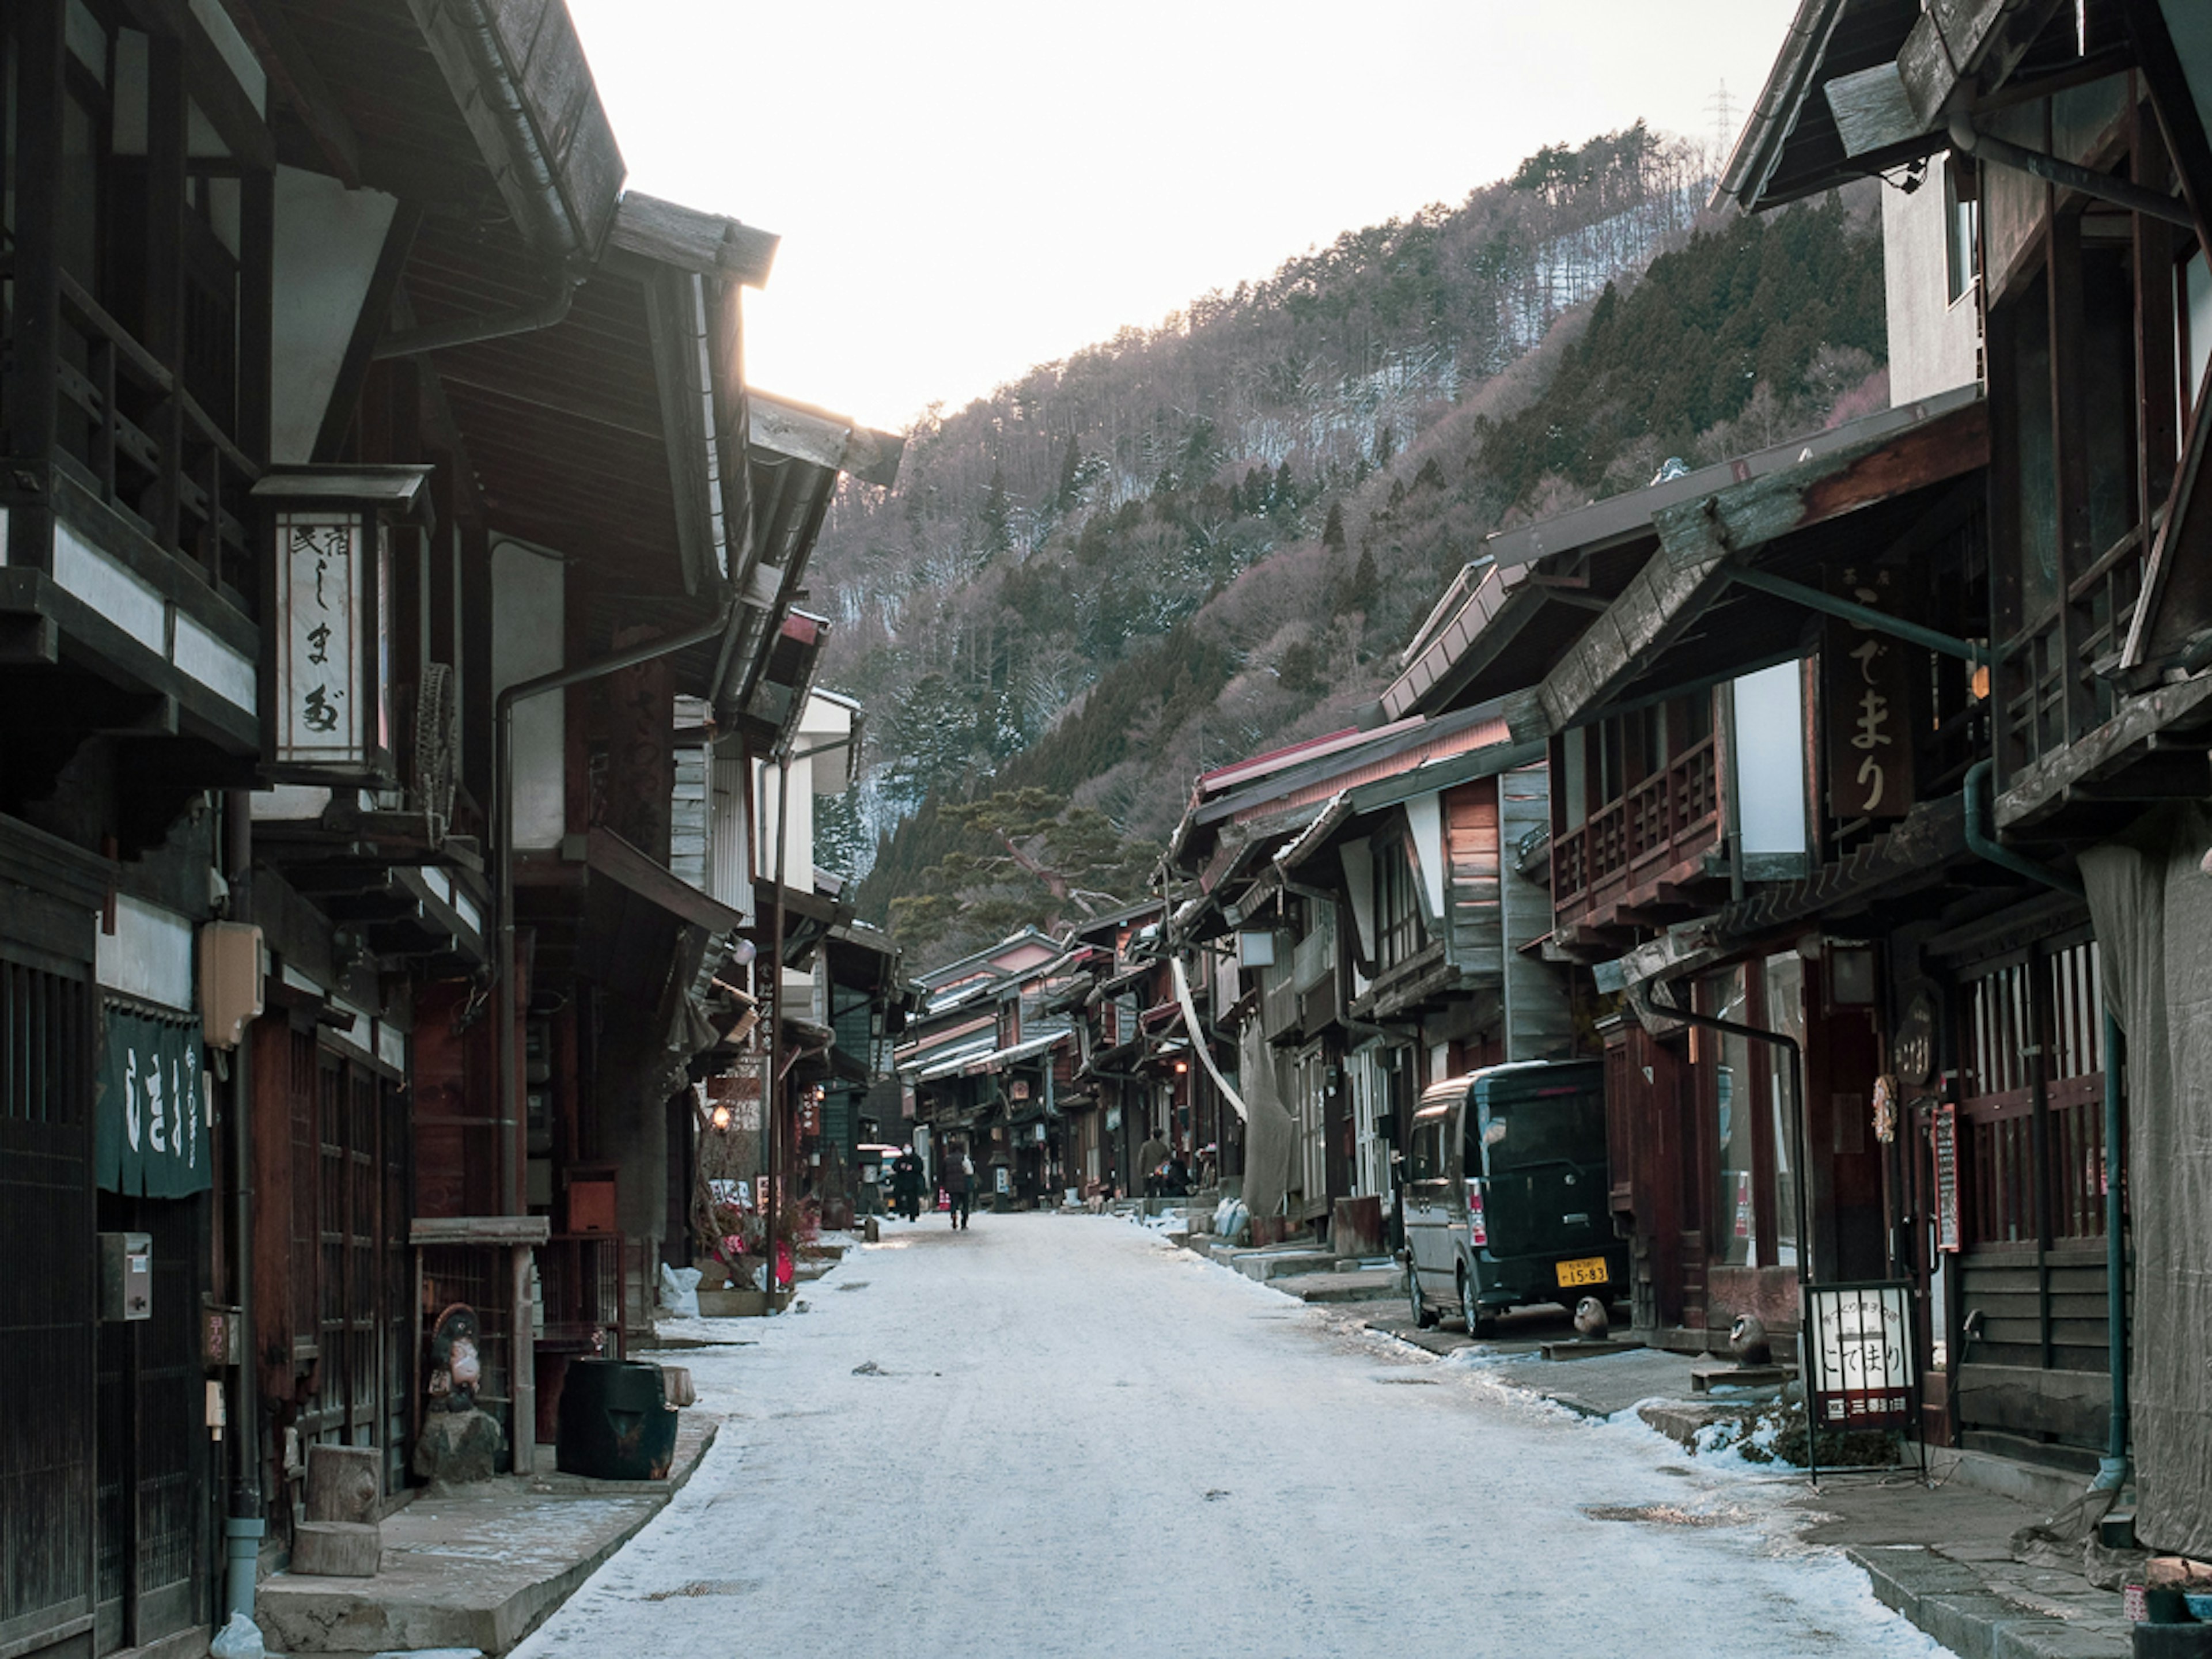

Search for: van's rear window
xmin=1475 ymin=1090 xmax=1605 ymax=1167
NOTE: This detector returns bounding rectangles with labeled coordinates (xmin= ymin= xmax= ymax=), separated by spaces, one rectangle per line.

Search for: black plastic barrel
xmin=555 ymin=1358 xmax=678 ymax=1480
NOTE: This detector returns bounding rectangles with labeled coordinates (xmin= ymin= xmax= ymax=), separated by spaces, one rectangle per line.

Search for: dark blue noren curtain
xmin=95 ymin=1004 xmax=209 ymax=1198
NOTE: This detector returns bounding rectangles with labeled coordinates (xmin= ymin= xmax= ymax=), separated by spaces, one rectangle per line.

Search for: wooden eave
xmin=1994 ymin=672 xmax=2212 ymax=833
xmin=611 ymin=193 xmax=778 ymax=288
xmin=268 ymin=0 xmax=622 ymax=265
xmin=1385 ymin=388 xmax=1984 ymax=722
xmin=1717 ymin=0 xmax=2128 ymax=214
xmin=1529 ymin=400 xmax=1988 ymax=736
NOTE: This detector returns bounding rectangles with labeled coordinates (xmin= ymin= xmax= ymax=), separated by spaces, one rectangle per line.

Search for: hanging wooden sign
xmin=1823 ymin=567 xmax=1918 ymax=820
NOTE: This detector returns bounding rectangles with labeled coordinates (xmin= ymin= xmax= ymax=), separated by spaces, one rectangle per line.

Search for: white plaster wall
xmin=491 ymin=539 xmax=567 ymax=850
xmin=97 ymin=895 xmax=195 ymax=1012
xmin=1883 ymin=164 xmax=1983 ymax=406
xmin=270 ymin=166 xmax=399 ymax=463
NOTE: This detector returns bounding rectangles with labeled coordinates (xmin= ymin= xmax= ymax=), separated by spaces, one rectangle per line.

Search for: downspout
xmin=222 ymin=791 xmax=264 ymax=1619
xmin=1962 ymin=761 xmax=2127 ymax=1491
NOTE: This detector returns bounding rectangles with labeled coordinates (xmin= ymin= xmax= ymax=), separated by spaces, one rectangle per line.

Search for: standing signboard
xmin=1805 ymin=1281 xmax=1917 ymax=1430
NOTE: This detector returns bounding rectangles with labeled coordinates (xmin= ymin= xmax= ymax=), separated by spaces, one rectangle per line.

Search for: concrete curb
xmin=1848 ymin=1545 xmax=2130 ymax=1659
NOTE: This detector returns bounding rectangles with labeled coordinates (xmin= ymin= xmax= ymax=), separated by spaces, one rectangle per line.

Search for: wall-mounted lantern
xmin=253 ymin=465 xmax=433 ymax=783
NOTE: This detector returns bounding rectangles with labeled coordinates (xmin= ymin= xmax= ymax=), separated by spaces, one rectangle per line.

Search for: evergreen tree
xmin=980 ymin=465 xmax=1013 ymax=557
xmin=1056 ymin=437 xmax=1081 ymax=508
xmin=1321 ymin=501 xmax=1347 ymax=552
xmin=1347 ymin=544 xmax=1380 ymax=614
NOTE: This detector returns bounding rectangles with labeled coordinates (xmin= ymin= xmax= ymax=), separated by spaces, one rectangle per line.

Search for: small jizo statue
xmin=426 ymin=1304 xmax=483 ymax=1413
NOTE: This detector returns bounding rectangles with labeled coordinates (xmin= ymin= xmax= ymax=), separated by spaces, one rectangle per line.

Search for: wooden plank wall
xmin=671 ymin=745 xmax=709 ymax=890
xmin=1441 ymin=778 xmax=1501 ymax=972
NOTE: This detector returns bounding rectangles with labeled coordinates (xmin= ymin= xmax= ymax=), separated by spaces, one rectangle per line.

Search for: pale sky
xmin=564 ymin=1 xmax=1804 ymax=435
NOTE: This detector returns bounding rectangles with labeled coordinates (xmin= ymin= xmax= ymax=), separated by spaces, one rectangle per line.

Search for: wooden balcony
xmin=1552 ymin=734 xmax=1722 ymax=935
xmin=1 ymin=267 xmax=263 ymax=775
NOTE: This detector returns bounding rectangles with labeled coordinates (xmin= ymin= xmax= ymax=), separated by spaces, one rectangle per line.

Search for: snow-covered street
xmin=513 ymin=1214 xmax=1950 ymax=1659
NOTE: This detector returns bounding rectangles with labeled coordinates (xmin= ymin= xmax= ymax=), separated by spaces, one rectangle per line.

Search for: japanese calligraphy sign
xmin=271 ymin=509 xmax=394 ymax=775
xmin=96 ymin=1005 xmax=210 ymax=1197
xmin=274 ymin=509 xmax=365 ymax=766
xmin=1823 ymin=569 xmax=1918 ymax=820
xmin=1806 ymin=1281 xmax=1916 ymax=1429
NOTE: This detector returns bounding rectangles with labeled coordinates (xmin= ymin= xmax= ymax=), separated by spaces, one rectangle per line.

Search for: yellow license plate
xmin=1556 ymin=1256 xmax=1608 ymax=1288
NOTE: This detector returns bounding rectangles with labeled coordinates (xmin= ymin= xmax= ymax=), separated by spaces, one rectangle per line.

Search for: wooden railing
xmin=1553 ymin=734 xmax=1720 ymax=914
xmin=1999 ymin=513 xmax=2153 ymax=782
xmin=53 ymin=269 xmax=260 ymax=615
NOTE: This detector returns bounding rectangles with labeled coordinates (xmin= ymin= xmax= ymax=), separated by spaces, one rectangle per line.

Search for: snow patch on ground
xmin=516 ymin=1213 xmax=1945 ymax=1659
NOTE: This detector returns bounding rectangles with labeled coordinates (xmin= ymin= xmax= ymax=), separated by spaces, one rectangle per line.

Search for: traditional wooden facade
xmin=1161 ymin=707 xmax=1571 ymax=1241
xmin=0 ymin=3 xmax=904 ymax=1653
xmin=1714 ymin=0 xmax=2212 ymax=1555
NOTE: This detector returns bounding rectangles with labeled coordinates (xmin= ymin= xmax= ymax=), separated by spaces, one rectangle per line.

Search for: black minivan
xmin=1402 ymin=1059 xmax=1625 ymax=1335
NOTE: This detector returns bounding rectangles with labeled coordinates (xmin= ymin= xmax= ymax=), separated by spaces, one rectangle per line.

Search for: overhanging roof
xmin=1384 ymin=385 xmax=1985 ymax=722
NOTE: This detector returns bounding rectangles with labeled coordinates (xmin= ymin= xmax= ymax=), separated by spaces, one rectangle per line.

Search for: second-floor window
xmin=1374 ymin=835 xmax=1422 ymax=971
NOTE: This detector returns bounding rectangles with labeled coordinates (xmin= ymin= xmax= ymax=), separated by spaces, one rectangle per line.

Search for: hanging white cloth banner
xmin=1171 ymin=954 xmax=1248 ymax=1123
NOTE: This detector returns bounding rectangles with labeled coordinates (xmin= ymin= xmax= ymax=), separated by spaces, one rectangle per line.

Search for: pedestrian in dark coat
xmin=941 ymin=1146 xmax=974 ymax=1229
xmin=889 ymin=1147 xmax=925 ymax=1222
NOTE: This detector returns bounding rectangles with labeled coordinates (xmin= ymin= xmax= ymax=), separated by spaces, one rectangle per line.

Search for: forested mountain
xmin=813 ymin=127 xmax=1888 ymax=964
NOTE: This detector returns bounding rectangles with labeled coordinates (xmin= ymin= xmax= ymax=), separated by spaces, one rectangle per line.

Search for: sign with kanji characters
xmin=96 ymin=1005 xmax=210 ymax=1197
xmin=1806 ymin=1282 xmax=1916 ymax=1429
xmin=1933 ymin=1104 xmax=1961 ymax=1253
xmin=275 ymin=510 xmax=362 ymax=764
xmin=1823 ymin=569 xmax=1918 ymax=820
xmin=272 ymin=509 xmax=393 ymax=774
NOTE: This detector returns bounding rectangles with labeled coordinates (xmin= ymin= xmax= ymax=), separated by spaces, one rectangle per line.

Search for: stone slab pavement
xmin=255 ymin=1413 xmax=718 ymax=1656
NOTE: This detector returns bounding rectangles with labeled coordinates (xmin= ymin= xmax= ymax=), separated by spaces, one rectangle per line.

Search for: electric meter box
xmin=99 ymin=1232 xmax=153 ymax=1321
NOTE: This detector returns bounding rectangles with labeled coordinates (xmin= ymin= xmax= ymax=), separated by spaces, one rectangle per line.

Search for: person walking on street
xmin=1138 ymin=1124 xmax=1171 ymax=1199
xmin=890 ymin=1146 xmax=925 ymax=1222
xmin=942 ymin=1145 xmax=975 ymax=1229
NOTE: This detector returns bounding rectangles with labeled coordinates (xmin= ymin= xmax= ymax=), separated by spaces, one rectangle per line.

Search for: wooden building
xmin=1715 ymin=0 xmax=2212 ymax=1555
xmin=0 ymin=3 xmax=906 ymax=1654
xmin=1162 ymin=710 xmax=1570 ymax=1241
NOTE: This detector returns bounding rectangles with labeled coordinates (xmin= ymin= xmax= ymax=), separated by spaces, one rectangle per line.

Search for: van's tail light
xmin=1464 ymin=1179 xmax=1487 ymax=1247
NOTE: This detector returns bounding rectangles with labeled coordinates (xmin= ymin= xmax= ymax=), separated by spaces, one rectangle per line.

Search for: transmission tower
xmin=1707 ymin=79 xmax=1740 ymax=164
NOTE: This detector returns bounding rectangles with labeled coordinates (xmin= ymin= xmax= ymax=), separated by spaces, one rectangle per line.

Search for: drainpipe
xmin=222 ymin=791 xmax=264 ymax=1620
xmin=494 ymin=605 xmax=732 ymax=1474
xmin=1960 ymin=762 xmax=2127 ymax=1491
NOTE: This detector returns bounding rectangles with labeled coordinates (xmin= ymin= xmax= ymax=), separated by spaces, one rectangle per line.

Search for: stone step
xmin=1278 ymin=1269 xmax=1402 ymax=1305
